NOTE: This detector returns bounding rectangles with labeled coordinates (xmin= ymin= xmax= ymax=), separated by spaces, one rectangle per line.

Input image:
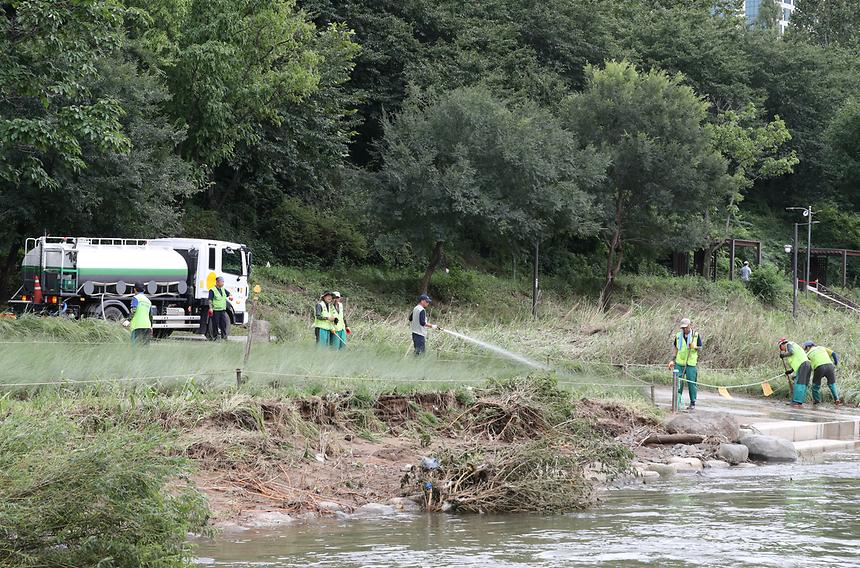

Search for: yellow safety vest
xmin=333 ymin=303 xmax=345 ymax=332
xmin=675 ymin=332 xmax=699 ymax=367
xmin=314 ymin=301 xmax=333 ymax=331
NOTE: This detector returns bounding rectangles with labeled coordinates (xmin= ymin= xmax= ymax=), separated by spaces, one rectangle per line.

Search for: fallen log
xmin=642 ymin=433 xmax=705 ymax=445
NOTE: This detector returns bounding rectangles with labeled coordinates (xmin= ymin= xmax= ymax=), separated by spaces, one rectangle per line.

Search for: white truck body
xmin=11 ymin=236 xmax=251 ymax=333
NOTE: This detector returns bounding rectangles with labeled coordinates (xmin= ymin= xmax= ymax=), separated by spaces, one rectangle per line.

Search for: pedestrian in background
xmin=740 ymin=261 xmax=752 ymax=283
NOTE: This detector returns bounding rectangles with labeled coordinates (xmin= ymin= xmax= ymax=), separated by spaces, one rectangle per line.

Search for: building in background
xmin=744 ymin=0 xmax=795 ymax=34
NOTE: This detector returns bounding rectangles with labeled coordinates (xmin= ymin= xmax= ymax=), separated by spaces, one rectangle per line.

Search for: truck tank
xmin=77 ymin=245 xmax=188 ymax=295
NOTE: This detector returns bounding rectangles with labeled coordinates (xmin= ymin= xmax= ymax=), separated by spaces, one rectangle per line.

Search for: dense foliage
xmin=2 ymin=0 xmax=860 ymax=294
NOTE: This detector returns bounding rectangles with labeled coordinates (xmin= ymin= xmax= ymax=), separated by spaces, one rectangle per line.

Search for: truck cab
xmin=149 ymin=238 xmax=251 ymax=324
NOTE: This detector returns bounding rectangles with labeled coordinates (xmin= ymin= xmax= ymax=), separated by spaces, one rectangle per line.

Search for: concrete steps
xmin=744 ymin=416 xmax=860 ymax=459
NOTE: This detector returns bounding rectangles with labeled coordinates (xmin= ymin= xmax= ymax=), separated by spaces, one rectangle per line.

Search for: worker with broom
xmin=802 ymin=341 xmax=843 ymax=405
xmin=668 ymin=318 xmax=701 ymax=410
xmin=778 ymin=338 xmax=811 ymax=407
xmin=409 ymin=294 xmax=437 ymax=356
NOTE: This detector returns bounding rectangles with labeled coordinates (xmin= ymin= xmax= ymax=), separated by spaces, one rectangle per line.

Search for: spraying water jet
xmin=439 ymin=328 xmax=548 ymax=369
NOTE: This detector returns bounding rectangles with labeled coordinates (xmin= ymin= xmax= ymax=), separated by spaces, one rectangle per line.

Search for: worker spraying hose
xmin=778 ymin=338 xmax=811 ymax=407
xmin=409 ymin=294 xmax=436 ymax=356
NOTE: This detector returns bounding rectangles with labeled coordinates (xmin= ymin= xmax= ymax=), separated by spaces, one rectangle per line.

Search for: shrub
xmin=428 ymin=269 xmax=481 ymax=303
xmin=746 ymin=263 xmax=790 ymax=305
xmin=0 ymin=417 xmax=209 ymax=567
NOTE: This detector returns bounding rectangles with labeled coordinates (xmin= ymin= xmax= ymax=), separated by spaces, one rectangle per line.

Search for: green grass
xmin=4 ymin=267 xmax=860 ymax=404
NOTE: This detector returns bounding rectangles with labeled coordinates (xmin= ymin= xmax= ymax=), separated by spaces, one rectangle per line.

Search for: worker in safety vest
xmin=331 ymin=291 xmax=350 ymax=349
xmin=409 ymin=294 xmax=437 ymax=355
xmin=209 ymin=276 xmax=231 ymax=340
xmin=802 ymin=341 xmax=843 ymax=405
xmin=314 ymin=291 xmax=336 ymax=347
xmin=778 ymin=338 xmax=812 ymax=406
xmin=668 ymin=317 xmax=702 ymax=410
xmin=126 ymin=282 xmax=153 ymax=345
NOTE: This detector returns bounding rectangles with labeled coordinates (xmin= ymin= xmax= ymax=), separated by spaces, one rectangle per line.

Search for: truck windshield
xmin=221 ymin=248 xmax=243 ymax=276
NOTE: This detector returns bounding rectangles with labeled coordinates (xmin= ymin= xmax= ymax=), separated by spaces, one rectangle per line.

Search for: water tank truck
xmin=9 ymin=236 xmax=251 ymax=336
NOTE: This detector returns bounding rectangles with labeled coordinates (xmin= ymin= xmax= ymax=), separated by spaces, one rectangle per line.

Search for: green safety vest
xmin=211 ymin=286 xmax=227 ymax=311
xmin=675 ymin=332 xmax=699 ymax=367
xmin=333 ymin=303 xmax=345 ymax=332
xmin=784 ymin=341 xmax=809 ymax=373
xmin=314 ymin=301 xmax=333 ymax=331
xmin=130 ymin=293 xmax=152 ymax=331
xmin=807 ymin=345 xmax=834 ymax=369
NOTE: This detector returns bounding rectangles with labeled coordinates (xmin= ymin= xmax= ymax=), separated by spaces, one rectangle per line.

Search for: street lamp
xmin=786 ymin=206 xmax=813 ymax=293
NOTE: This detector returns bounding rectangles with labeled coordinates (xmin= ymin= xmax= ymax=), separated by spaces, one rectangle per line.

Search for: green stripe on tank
xmin=78 ymin=268 xmax=186 ymax=275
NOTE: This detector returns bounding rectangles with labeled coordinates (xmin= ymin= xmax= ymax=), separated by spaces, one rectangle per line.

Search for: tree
xmin=823 ymin=98 xmax=860 ymax=207
xmin=621 ymin=0 xmax=759 ymax=112
xmin=700 ymin=104 xmax=798 ymax=276
xmin=165 ymin=0 xmax=328 ymax=201
xmin=375 ymin=87 xmax=606 ymax=293
xmin=789 ymin=0 xmax=860 ymax=47
xmin=563 ymin=61 xmax=731 ymax=308
xmin=0 ymin=0 xmax=131 ymax=295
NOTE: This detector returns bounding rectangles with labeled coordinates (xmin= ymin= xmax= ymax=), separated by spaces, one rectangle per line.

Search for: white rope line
xmin=0 ymin=370 xmax=232 ymax=388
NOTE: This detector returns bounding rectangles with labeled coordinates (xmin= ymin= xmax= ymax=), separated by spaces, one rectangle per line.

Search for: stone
xmin=388 ymin=497 xmax=422 ymax=512
xmin=664 ymin=411 xmax=741 ymax=442
xmin=740 ymin=435 xmax=798 ymax=462
xmin=317 ymin=501 xmax=344 ymax=513
xmin=717 ymin=443 xmax=749 ymax=464
xmin=250 ymin=319 xmax=271 ymax=341
xmin=242 ymin=511 xmax=293 ymax=528
xmin=705 ymin=460 xmax=730 ymax=469
xmin=355 ymin=503 xmax=395 ymax=516
xmin=670 ymin=458 xmax=703 ymax=473
xmin=646 ymin=463 xmax=676 ymax=477
xmin=639 ymin=470 xmax=660 ymax=479
xmin=733 ymin=463 xmax=757 ymax=468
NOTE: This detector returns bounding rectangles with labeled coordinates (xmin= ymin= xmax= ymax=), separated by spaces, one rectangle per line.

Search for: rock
xmin=705 ymin=460 xmax=730 ymax=469
xmin=639 ymin=470 xmax=660 ymax=479
xmin=440 ymin=501 xmax=454 ymax=512
xmin=242 ymin=511 xmax=293 ymax=528
xmin=734 ymin=463 xmax=757 ymax=468
xmin=671 ymin=458 xmax=703 ymax=472
xmin=250 ymin=319 xmax=271 ymax=341
xmin=646 ymin=463 xmax=676 ymax=477
xmin=355 ymin=503 xmax=395 ymax=516
xmin=740 ymin=435 xmax=798 ymax=462
xmin=717 ymin=443 xmax=749 ymax=464
xmin=388 ymin=497 xmax=421 ymax=512
xmin=664 ymin=412 xmax=741 ymax=442
xmin=317 ymin=501 xmax=344 ymax=513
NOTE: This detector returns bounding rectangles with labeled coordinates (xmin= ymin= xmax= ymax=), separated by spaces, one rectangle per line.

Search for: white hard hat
xmin=679 ymin=318 xmax=691 ymax=328
xmin=332 ymin=291 xmax=341 ymax=298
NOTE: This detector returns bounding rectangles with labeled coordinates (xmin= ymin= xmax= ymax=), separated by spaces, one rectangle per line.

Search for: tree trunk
xmin=700 ymin=240 xmax=722 ymax=279
xmin=600 ymin=229 xmax=623 ymax=312
xmin=419 ymin=240 xmax=444 ymax=295
xmin=0 ymin=240 xmax=21 ymax=303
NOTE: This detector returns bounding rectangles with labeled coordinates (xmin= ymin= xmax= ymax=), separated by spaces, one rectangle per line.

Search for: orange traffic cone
xmin=33 ymin=275 xmax=43 ymax=305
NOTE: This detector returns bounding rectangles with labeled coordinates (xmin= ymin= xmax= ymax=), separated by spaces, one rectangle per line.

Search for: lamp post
xmin=787 ymin=206 xmax=813 ymax=292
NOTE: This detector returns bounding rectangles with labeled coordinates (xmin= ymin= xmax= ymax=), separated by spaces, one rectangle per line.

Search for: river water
xmin=195 ymin=451 xmax=860 ymax=567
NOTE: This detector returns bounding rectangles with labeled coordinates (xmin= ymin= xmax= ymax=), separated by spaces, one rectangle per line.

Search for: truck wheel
xmin=101 ymin=305 xmax=126 ymax=322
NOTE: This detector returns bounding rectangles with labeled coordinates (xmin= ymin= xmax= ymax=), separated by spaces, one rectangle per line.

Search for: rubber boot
xmin=829 ymin=383 xmax=840 ymax=402
xmin=811 ymin=383 xmax=822 ymax=404
xmin=792 ymin=383 xmax=808 ymax=405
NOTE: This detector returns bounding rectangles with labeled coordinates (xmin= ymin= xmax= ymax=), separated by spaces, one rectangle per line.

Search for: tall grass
xmin=3 ymin=269 xmax=860 ymax=403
